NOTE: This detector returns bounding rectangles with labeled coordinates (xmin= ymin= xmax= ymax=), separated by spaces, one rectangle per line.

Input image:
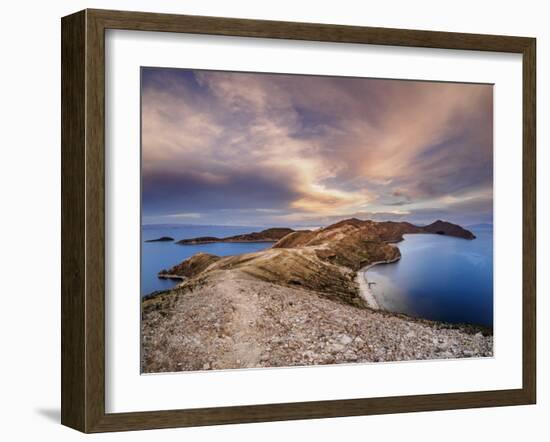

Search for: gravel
xmin=142 ymin=270 xmax=492 ymax=373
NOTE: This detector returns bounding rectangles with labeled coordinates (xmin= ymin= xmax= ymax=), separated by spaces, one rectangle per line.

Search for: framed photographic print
xmin=61 ymin=9 xmax=536 ymax=433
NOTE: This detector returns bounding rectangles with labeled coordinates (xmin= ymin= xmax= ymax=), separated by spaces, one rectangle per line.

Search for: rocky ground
xmin=142 ymin=270 xmax=492 ymax=373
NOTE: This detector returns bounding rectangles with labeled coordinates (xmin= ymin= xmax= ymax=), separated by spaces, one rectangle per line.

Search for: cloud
xmin=141 ymin=68 xmax=493 ymax=226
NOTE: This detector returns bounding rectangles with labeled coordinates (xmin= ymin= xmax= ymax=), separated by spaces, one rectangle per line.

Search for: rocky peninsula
xmin=142 ymin=219 xmax=491 ymax=373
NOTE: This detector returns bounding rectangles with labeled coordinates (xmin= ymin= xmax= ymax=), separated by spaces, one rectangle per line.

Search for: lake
xmin=365 ymin=226 xmax=493 ymax=327
xmin=141 ymin=224 xmax=273 ymax=296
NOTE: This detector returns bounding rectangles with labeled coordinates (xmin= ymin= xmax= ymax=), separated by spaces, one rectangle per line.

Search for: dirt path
xmin=216 ymin=273 xmax=263 ymax=368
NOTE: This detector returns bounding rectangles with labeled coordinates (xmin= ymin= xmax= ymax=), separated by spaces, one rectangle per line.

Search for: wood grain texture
xmin=89 ymin=8 xmax=532 ymax=52
xmin=61 ymin=8 xmax=537 ymax=433
xmin=85 ymin=9 xmax=107 ymax=432
xmin=61 ymin=10 xmax=86 ymax=432
xmin=522 ymin=38 xmax=537 ymax=403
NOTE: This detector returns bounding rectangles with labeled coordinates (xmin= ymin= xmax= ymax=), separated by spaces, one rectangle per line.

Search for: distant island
xmin=145 ymin=236 xmax=174 ymax=242
xmin=142 ymin=218 xmax=491 ymax=372
xmin=176 ymin=227 xmax=296 ymax=244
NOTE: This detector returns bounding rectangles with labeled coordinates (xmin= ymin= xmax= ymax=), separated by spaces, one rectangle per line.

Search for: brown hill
xmin=154 ymin=219 xmax=473 ymax=308
xmin=273 ymin=218 xmax=474 ymax=247
xmin=158 ymin=252 xmax=220 ymax=280
xmin=423 ymin=220 xmax=476 ymax=239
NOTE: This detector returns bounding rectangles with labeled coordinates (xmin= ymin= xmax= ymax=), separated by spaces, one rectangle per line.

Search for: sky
xmin=141 ymin=68 xmax=493 ymax=228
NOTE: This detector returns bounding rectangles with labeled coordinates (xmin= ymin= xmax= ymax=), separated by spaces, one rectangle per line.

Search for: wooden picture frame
xmin=61 ymin=8 xmax=536 ymax=433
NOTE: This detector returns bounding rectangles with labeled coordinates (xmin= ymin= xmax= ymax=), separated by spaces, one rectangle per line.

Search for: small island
xmin=145 ymin=236 xmax=174 ymax=242
xmin=142 ymin=219 xmax=491 ymax=373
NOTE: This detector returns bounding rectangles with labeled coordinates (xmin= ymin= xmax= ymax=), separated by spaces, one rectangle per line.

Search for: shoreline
xmin=356 ymin=255 xmax=401 ymax=310
xmin=355 ymin=230 xmax=479 ymax=310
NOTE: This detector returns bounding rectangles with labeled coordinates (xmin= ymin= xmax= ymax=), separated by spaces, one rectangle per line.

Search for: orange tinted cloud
xmin=141 ymin=68 xmax=492 ymax=225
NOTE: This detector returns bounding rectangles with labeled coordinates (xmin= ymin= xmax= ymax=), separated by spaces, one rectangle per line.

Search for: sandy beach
xmin=356 ymin=255 xmax=401 ymax=310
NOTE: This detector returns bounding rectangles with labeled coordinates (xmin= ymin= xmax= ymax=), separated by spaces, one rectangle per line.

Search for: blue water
xmin=366 ymin=227 xmax=493 ymax=327
xmin=141 ymin=225 xmax=272 ymax=296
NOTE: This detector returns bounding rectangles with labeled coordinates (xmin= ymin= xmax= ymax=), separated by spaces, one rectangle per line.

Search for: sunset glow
xmin=141 ymin=68 xmax=493 ymax=227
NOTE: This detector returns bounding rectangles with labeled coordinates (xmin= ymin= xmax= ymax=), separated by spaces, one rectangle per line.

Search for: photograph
xmin=140 ymin=67 xmax=494 ymax=373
